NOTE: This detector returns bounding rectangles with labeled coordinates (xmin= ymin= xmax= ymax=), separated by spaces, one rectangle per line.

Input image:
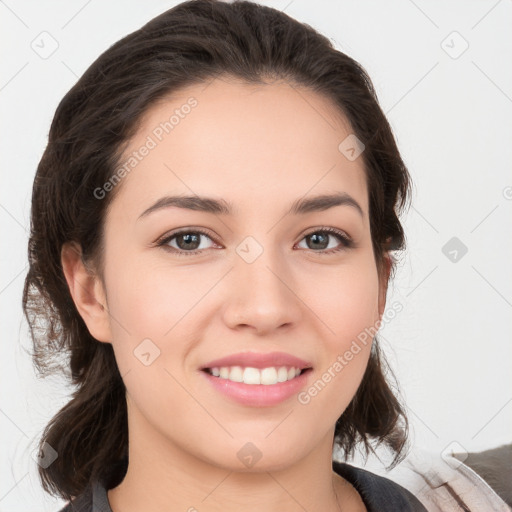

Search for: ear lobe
xmin=61 ymin=242 xmax=112 ymax=343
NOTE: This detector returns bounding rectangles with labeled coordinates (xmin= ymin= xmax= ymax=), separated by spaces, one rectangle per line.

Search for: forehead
xmin=109 ymin=77 xmax=368 ymax=222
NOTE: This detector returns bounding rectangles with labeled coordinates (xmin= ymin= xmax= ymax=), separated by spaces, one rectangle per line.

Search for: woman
xmin=23 ymin=1 xmax=426 ymax=510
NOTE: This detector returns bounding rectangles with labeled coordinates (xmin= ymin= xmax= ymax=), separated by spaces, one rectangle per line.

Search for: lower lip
xmin=200 ymin=369 xmax=313 ymax=407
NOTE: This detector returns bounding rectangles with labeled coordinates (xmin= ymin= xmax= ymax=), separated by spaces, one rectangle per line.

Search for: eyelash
xmin=155 ymin=227 xmax=355 ymax=257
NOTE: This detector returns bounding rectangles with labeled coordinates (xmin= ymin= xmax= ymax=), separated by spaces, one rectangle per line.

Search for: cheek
xmin=102 ymin=254 xmax=217 ymax=377
xmin=298 ymin=271 xmax=377 ymax=422
xmin=300 ymin=259 xmax=379 ymax=403
xmin=105 ymin=258 xmax=201 ymax=335
xmin=306 ymin=257 xmax=381 ymax=346
xmin=105 ymin=244 xmax=380 ymax=360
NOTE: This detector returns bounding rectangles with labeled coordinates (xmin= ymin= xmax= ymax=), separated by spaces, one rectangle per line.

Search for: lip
xmin=199 ymin=351 xmax=313 ymax=371
xmin=200 ymin=367 xmax=313 ymax=407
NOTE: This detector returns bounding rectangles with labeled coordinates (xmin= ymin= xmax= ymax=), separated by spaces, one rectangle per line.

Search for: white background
xmin=1 ymin=1 xmax=511 ymax=510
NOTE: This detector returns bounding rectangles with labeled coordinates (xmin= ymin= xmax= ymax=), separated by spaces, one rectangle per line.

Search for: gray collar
xmin=91 ymin=480 xmax=113 ymax=512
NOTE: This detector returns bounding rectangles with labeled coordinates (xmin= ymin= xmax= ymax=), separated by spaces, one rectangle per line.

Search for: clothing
xmin=57 ymin=458 xmax=427 ymax=511
xmin=333 ymin=460 xmax=427 ymax=511
xmin=364 ymin=445 xmax=512 ymax=511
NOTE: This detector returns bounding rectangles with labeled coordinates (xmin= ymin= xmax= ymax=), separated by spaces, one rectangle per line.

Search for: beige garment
xmin=370 ymin=446 xmax=511 ymax=512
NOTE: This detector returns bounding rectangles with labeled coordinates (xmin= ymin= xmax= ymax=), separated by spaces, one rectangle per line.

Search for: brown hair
xmin=23 ymin=0 xmax=412 ymax=502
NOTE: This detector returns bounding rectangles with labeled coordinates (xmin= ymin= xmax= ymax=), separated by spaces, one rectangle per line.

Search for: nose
xmin=221 ymin=241 xmax=302 ymax=334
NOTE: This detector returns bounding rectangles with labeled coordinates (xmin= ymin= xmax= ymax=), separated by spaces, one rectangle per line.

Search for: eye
xmin=155 ymin=226 xmax=354 ymax=257
xmin=296 ymin=227 xmax=354 ymax=254
xmin=156 ymin=228 xmax=218 ymax=256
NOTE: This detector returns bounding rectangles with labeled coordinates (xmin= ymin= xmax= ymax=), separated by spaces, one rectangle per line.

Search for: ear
xmin=377 ymin=252 xmax=392 ymax=320
xmin=61 ymin=241 xmax=112 ymax=343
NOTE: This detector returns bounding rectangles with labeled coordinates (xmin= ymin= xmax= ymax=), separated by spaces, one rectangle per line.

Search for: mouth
xmin=199 ymin=364 xmax=313 ymax=407
xmin=201 ymin=366 xmax=313 ymax=386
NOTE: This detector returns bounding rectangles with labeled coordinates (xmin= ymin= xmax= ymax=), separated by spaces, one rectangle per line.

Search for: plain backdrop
xmin=1 ymin=0 xmax=511 ymax=510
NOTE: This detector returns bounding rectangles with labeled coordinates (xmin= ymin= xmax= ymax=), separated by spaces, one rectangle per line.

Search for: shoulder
xmin=333 ymin=460 xmax=428 ymax=512
xmin=55 ymin=485 xmax=93 ymax=512
xmin=55 ymin=457 xmax=126 ymax=512
xmin=55 ymin=480 xmax=111 ymax=512
xmin=383 ymin=445 xmax=512 ymax=511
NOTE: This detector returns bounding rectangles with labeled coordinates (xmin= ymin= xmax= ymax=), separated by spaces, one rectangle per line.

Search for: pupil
xmin=179 ymin=233 xmax=200 ymax=250
xmin=309 ymin=233 xmax=328 ymax=250
xmin=176 ymin=232 xmax=329 ymax=251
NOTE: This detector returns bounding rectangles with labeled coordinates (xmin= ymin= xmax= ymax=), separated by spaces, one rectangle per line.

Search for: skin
xmin=62 ymin=76 xmax=390 ymax=512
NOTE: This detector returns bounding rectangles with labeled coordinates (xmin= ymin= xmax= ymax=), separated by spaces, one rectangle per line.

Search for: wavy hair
xmin=23 ymin=0 xmax=412 ymax=501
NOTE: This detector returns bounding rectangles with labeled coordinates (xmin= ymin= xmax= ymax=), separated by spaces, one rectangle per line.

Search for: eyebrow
xmin=137 ymin=192 xmax=364 ymax=220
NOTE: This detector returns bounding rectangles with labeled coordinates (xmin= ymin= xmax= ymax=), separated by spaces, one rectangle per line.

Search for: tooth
xmin=229 ymin=366 xmax=244 ymax=382
xmin=260 ymin=367 xmax=278 ymax=385
xmin=243 ymin=367 xmax=261 ymax=385
xmin=277 ymin=366 xmax=289 ymax=382
xmin=212 ymin=366 xmax=301 ymax=384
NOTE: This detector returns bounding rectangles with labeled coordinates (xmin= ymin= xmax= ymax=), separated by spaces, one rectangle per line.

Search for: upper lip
xmin=200 ymin=351 xmax=313 ymax=370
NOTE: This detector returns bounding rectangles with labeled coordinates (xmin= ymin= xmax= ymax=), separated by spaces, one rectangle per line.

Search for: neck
xmin=107 ymin=404 xmax=364 ymax=512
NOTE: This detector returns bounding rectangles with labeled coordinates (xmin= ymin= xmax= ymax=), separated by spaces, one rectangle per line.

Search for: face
xmin=72 ymin=77 xmax=388 ymax=472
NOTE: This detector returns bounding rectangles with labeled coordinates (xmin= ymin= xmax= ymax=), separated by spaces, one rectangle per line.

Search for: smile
xmin=203 ymin=365 xmax=307 ymax=385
